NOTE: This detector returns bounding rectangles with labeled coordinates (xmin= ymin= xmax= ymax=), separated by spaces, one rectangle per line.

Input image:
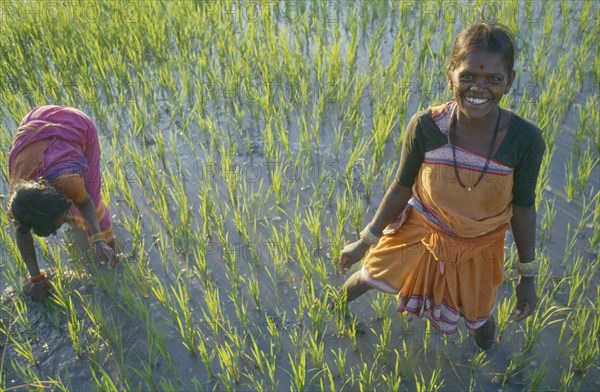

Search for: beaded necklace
xmin=450 ymin=107 xmax=501 ymax=191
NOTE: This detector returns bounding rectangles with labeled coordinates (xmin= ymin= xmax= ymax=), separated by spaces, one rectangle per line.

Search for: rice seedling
xmin=332 ymin=347 xmax=347 ymax=379
xmin=397 ymin=325 xmax=421 ymax=372
xmin=288 ymin=351 xmax=308 ymax=392
xmin=141 ymin=322 xmax=162 ymax=371
xmin=576 ymin=147 xmax=599 ymax=194
xmin=423 ymin=320 xmax=432 ymax=353
xmin=526 ymin=359 xmax=549 ymax=391
xmin=539 ymin=197 xmax=556 ymax=244
xmin=359 ymin=160 xmax=377 ymax=202
xmin=307 ymin=331 xmax=325 ymax=370
xmin=197 ymin=335 xmax=215 ymax=380
xmin=536 ymin=252 xmax=553 ymax=299
xmin=521 ymin=297 xmax=567 ymax=352
xmin=590 ymin=194 xmax=600 ymax=252
xmin=133 ymin=363 xmax=158 ymax=389
xmin=230 ymin=290 xmax=249 ymax=334
xmin=559 ymin=364 xmax=583 ymax=391
xmin=0 ymin=0 xmax=598 ymax=390
xmin=7 ymin=299 xmax=37 ymax=367
xmin=381 ymin=349 xmax=403 ymax=392
xmin=565 ymin=255 xmax=591 ymax=307
xmin=265 ymin=311 xmax=284 ymax=353
xmin=202 ymin=283 xmax=225 ymax=341
xmin=295 ymin=241 xmax=315 ymax=287
xmin=302 ymin=288 xmax=328 ymax=340
xmin=370 ymin=95 xmax=399 ymax=167
xmin=501 ymin=350 xmax=534 ymax=387
xmin=562 ymin=223 xmax=579 ymax=265
xmin=66 ymin=297 xmax=85 ymax=358
xmin=373 ymin=316 xmax=392 ymax=361
xmin=325 ymin=223 xmax=345 ymax=269
xmin=6 ymin=359 xmax=65 ymax=391
xmin=316 ymin=364 xmax=336 ymax=392
xmin=468 ymin=350 xmax=491 ymax=392
xmin=348 ymin=189 xmax=367 ymax=236
xmin=217 ymin=340 xmax=241 ymax=388
xmin=264 ymin=264 xmax=281 ymax=302
xmin=358 ymin=360 xmax=378 ymax=391
xmin=171 ymin=280 xmax=197 ymax=353
xmin=568 ymin=304 xmax=599 ymax=374
xmin=88 ymin=359 xmax=119 ymax=392
xmin=346 ymin=316 xmax=359 ymax=352
xmin=414 ymin=367 xmax=444 ymax=392
xmin=371 ymin=292 xmax=393 ymax=321
xmin=246 ymin=273 xmax=261 ymax=311
xmin=303 ymin=206 xmax=322 ymax=251
xmin=564 ymin=157 xmax=577 ymax=202
xmin=247 ymin=335 xmax=278 ymax=390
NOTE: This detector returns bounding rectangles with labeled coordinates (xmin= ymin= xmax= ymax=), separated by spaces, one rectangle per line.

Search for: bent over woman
xmin=7 ymin=105 xmax=117 ymax=301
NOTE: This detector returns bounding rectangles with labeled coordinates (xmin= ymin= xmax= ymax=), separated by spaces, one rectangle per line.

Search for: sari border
xmin=397 ymin=294 xmax=495 ymax=334
xmin=359 ymin=265 xmax=399 ymax=294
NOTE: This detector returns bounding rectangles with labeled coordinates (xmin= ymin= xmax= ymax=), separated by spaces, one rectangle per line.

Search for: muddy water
xmin=1 ymin=1 xmax=599 ymax=391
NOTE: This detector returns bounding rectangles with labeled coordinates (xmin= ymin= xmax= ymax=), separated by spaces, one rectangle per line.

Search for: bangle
xmin=360 ymin=224 xmax=382 ymax=246
xmin=90 ymin=233 xmax=105 ymax=243
xmin=31 ymin=271 xmax=46 ymax=283
xmin=515 ymin=259 xmax=539 ymax=277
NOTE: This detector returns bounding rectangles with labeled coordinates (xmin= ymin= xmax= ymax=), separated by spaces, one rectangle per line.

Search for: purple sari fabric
xmin=9 ymin=105 xmax=112 ymax=240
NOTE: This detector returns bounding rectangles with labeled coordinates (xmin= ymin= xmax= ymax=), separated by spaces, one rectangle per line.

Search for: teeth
xmin=465 ymin=96 xmax=488 ymax=105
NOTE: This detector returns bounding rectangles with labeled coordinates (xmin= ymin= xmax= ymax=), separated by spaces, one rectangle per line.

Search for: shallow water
xmin=1 ymin=0 xmax=598 ymax=390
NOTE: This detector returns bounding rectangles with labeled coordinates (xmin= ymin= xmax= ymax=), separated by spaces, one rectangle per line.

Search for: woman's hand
xmin=513 ymin=277 xmax=537 ymax=322
xmin=76 ymin=194 xmax=117 ymax=268
xmin=94 ymin=240 xmax=118 ymax=269
xmin=337 ymin=183 xmax=411 ymax=275
xmin=339 ymin=240 xmax=371 ymax=275
xmin=28 ymin=278 xmax=52 ymax=302
xmin=510 ymin=205 xmax=539 ymax=322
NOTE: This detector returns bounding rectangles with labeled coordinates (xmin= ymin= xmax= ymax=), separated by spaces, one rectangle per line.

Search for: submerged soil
xmin=1 ymin=1 xmax=598 ymax=391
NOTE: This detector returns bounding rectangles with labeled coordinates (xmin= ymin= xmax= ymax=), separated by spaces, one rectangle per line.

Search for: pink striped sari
xmin=8 ymin=105 xmax=113 ymax=242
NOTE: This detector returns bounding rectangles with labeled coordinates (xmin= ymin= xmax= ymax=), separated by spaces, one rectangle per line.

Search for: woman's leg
xmin=341 ymin=270 xmax=373 ymax=303
xmin=473 ymin=315 xmax=496 ymax=350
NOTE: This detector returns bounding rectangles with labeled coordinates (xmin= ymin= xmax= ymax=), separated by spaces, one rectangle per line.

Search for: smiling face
xmin=448 ymin=50 xmax=515 ymax=121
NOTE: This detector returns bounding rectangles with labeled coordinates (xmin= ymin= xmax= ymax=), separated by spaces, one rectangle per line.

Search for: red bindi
xmin=479 ymin=64 xmax=484 ymax=69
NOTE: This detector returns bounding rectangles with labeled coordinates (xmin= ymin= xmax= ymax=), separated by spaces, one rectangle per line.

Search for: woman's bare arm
xmin=75 ymin=192 xmax=117 ymax=267
xmin=511 ymin=204 xmax=537 ymax=262
xmin=369 ymin=182 xmax=413 ymax=232
xmin=75 ymin=193 xmax=102 ymax=235
xmin=510 ymin=204 xmax=538 ymax=322
xmin=340 ymin=182 xmax=412 ymax=273
xmin=15 ymin=230 xmax=41 ymax=277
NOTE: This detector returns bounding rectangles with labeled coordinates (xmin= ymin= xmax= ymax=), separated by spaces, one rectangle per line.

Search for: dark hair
xmin=8 ymin=179 xmax=71 ymax=237
xmin=446 ymin=20 xmax=517 ymax=78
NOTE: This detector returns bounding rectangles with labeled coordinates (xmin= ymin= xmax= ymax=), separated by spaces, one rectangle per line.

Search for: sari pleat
xmin=361 ymin=102 xmax=513 ymax=333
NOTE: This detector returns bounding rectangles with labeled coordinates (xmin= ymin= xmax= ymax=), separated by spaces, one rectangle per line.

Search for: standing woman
xmin=7 ymin=105 xmax=117 ymax=301
xmin=339 ymin=20 xmax=544 ymax=350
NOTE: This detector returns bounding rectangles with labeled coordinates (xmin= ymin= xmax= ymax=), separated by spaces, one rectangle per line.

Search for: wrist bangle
xmin=515 ymin=259 xmax=539 ymax=277
xmin=31 ymin=271 xmax=46 ymax=283
xmin=360 ymin=224 xmax=382 ymax=246
xmin=90 ymin=233 xmax=105 ymax=243
xmin=368 ymin=225 xmax=383 ymax=238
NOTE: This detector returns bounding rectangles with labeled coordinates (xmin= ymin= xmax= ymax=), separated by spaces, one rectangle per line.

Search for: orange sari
xmin=360 ymin=102 xmax=513 ymax=333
